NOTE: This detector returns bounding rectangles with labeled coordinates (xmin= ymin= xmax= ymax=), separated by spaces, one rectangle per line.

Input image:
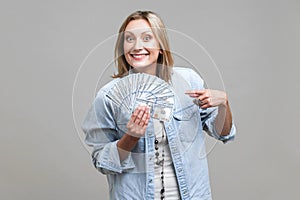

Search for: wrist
xmin=118 ymin=133 xmax=140 ymax=146
xmin=117 ymin=133 xmax=140 ymax=152
xmin=125 ymin=133 xmax=140 ymax=141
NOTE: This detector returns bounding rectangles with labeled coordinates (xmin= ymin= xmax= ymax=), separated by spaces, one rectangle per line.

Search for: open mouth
xmin=130 ymin=53 xmax=149 ymax=60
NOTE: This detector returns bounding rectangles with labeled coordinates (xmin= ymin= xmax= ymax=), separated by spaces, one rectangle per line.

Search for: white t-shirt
xmin=154 ymin=119 xmax=181 ymax=200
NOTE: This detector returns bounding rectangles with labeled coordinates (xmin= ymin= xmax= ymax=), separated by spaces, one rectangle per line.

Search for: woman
xmin=82 ymin=10 xmax=236 ymax=200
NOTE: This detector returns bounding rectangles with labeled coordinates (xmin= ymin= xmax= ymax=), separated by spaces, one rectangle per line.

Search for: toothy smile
xmin=131 ymin=53 xmax=149 ymax=59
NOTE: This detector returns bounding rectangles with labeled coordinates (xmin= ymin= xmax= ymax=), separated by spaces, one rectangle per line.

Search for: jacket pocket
xmin=173 ymin=104 xmax=200 ymax=143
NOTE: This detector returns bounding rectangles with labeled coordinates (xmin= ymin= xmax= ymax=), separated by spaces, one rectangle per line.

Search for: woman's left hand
xmin=185 ymin=89 xmax=228 ymax=109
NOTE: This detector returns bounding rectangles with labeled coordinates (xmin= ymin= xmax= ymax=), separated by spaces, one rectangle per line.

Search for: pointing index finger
xmin=185 ymin=90 xmax=205 ymax=97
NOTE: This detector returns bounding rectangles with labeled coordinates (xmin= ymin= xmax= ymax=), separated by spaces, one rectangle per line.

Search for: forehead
xmin=125 ymin=19 xmax=153 ymax=35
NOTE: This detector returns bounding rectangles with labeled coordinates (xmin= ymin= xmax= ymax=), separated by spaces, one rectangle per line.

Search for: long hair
xmin=113 ymin=11 xmax=174 ymax=82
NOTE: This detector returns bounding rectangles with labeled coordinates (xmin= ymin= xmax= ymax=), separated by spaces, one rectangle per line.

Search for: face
xmin=123 ymin=19 xmax=160 ymax=74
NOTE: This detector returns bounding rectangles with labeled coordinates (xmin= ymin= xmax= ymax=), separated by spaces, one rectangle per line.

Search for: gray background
xmin=1 ymin=0 xmax=299 ymax=199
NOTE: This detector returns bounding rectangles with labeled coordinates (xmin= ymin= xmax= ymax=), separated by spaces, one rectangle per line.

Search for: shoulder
xmin=96 ymin=78 xmax=120 ymax=95
xmin=172 ymin=67 xmax=204 ymax=87
xmin=173 ymin=67 xmax=203 ymax=80
xmin=172 ymin=66 xmax=195 ymax=74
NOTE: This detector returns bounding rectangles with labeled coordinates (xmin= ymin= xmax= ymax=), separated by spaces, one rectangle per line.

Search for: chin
xmin=131 ymin=63 xmax=149 ymax=68
xmin=129 ymin=60 xmax=150 ymax=67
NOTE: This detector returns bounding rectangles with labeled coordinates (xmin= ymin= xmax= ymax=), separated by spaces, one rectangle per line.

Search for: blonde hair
xmin=113 ymin=11 xmax=174 ymax=82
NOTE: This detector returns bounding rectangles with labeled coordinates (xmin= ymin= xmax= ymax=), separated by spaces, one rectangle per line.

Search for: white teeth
xmin=132 ymin=54 xmax=148 ymax=58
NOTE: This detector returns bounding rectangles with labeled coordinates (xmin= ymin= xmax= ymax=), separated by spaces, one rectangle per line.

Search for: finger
xmin=185 ymin=92 xmax=199 ymax=98
xmin=197 ymin=91 xmax=211 ymax=101
xmin=185 ymin=90 xmax=206 ymax=98
xmin=140 ymin=107 xmax=151 ymax=125
xmin=199 ymin=98 xmax=213 ymax=108
xmin=139 ymin=112 xmax=149 ymax=126
xmin=199 ymin=96 xmax=210 ymax=102
xmin=141 ymin=113 xmax=150 ymax=127
xmin=200 ymin=103 xmax=212 ymax=109
xmin=144 ymin=116 xmax=150 ymax=126
xmin=134 ymin=106 xmax=146 ymax=124
xmin=185 ymin=90 xmax=198 ymax=98
xmin=143 ymin=110 xmax=151 ymax=126
xmin=129 ymin=106 xmax=141 ymax=123
xmin=185 ymin=90 xmax=206 ymax=95
xmin=199 ymin=98 xmax=209 ymax=105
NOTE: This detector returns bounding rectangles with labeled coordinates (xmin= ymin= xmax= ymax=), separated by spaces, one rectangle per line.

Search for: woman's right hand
xmin=126 ymin=104 xmax=151 ymax=138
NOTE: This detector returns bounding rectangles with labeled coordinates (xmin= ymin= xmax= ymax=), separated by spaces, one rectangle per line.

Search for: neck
xmin=132 ymin=63 xmax=157 ymax=76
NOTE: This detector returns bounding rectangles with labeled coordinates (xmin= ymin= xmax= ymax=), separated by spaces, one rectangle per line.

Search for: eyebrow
xmin=124 ymin=30 xmax=153 ymax=35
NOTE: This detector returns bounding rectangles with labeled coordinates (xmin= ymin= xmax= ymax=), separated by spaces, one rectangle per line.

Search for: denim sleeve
xmin=81 ymin=91 xmax=135 ymax=174
xmin=200 ymin=107 xmax=236 ymax=143
xmin=186 ymin=68 xmax=236 ymax=143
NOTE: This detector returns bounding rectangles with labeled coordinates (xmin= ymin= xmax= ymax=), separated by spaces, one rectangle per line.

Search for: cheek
xmin=148 ymin=41 xmax=160 ymax=55
xmin=123 ymin=42 xmax=132 ymax=54
xmin=152 ymin=51 xmax=160 ymax=60
xmin=145 ymin=40 xmax=160 ymax=49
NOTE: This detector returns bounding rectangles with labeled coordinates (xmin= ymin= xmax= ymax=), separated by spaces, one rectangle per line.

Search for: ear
xmin=159 ymin=50 xmax=163 ymax=54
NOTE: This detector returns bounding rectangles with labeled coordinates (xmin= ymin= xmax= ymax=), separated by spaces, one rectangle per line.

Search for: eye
xmin=125 ymin=36 xmax=135 ymax=43
xmin=143 ymin=35 xmax=152 ymax=42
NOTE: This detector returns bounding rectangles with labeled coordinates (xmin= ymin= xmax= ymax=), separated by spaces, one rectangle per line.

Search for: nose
xmin=133 ymin=38 xmax=143 ymax=50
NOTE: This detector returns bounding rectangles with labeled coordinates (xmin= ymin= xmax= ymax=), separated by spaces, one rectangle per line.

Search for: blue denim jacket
xmin=82 ymin=67 xmax=236 ymax=200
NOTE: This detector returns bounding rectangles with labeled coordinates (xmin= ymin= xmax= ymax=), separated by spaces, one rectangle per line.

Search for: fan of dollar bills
xmin=106 ymin=73 xmax=175 ymax=122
